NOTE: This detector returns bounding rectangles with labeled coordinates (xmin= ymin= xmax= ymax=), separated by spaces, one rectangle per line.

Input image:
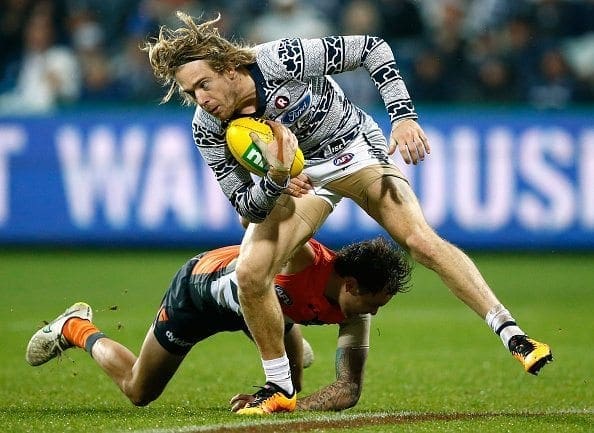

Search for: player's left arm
xmin=286 ymin=36 xmax=429 ymax=164
xmin=296 ymin=314 xmax=370 ymax=411
xmin=333 ymin=35 xmax=429 ymax=164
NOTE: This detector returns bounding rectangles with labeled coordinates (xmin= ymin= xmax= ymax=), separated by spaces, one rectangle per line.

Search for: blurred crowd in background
xmin=1 ymin=0 xmax=594 ymax=115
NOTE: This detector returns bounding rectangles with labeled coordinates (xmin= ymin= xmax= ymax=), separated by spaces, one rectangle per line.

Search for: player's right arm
xmin=192 ymin=111 xmax=289 ymax=222
xmin=296 ymin=314 xmax=370 ymax=411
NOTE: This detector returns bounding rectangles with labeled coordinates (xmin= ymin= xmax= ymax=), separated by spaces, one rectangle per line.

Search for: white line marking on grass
xmin=127 ymin=409 xmax=594 ymax=433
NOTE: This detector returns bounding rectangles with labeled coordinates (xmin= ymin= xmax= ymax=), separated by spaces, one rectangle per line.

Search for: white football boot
xmin=26 ymin=302 xmax=93 ymax=366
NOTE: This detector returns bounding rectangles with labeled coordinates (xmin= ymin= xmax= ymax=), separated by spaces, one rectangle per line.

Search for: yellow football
xmin=225 ymin=117 xmax=304 ymax=178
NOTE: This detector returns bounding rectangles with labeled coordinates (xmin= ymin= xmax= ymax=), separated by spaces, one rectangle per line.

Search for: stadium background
xmin=1 ymin=0 xmax=593 ymax=250
xmin=1 ymin=2 xmax=593 ymax=432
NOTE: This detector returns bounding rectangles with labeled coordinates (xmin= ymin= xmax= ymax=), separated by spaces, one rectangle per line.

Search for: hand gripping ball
xmin=225 ymin=117 xmax=304 ymax=177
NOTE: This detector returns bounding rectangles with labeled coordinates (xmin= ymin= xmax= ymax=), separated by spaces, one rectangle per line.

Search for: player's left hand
xmin=285 ymin=173 xmax=312 ymax=197
xmin=389 ymin=118 xmax=430 ymax=165
xmin=229 ymin=393 xmax=255 ymax=412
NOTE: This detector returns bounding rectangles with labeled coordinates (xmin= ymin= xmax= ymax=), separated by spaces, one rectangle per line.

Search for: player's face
xmin=175 ymin=59 xmax=238 ymax=120
xmin=341 ymin=288 xmax=393 ymax=318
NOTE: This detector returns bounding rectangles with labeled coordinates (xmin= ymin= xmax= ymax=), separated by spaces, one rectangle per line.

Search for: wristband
xmin=268 ymin=166 xmax=290 ymax=176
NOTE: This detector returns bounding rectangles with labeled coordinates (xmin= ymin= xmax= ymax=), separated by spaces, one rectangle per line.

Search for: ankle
xmin=63 ymin=317 xmax=101 ymax=350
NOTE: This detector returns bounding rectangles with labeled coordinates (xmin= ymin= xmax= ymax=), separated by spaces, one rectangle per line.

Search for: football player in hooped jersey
xmin=142 ymin=12 xmax=552 ymax=413
xmin=26 ymin=237 xmax=412 ymax=412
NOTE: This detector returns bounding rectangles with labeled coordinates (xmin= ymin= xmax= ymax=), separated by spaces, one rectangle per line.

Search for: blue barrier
xmin=0 ymin=107 xmax=593 ymax=249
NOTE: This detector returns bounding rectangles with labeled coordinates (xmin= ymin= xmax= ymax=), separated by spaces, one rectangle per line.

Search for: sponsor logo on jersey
xmin=333 ymin=153 xmax=354 ymax=166
xmin=242 ymin=143 xmax=268 ymax=172
xmin=281 ymin=93 xmax=311 ymax=124
xmin=165 ymin=330 xmax=193 ymax=348
xmin=275 ymin=96 xmax=290 ymax=109
xmin=274 ymin=284 xmax=293 ymax=305
xmin=327 ymin=141 xmax=348 ymax=156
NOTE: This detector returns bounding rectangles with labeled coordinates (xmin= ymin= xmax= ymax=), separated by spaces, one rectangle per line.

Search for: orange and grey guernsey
xmin=189 ymin=239 xmax=345 ymax=325
xmin=191 ymin=36 xmax=418 ymax=222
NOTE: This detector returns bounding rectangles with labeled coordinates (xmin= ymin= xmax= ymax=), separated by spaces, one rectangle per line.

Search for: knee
xmin=127 ymin=389 xmax=159 ymax=407
xmin=235 ymin=259 xmax=272 ymax=297
xmin=130 ymin=396 xmax=151 ymax=407
xmin=403 ymin=227 xmax=446 ymax=267
xmin=123 ymin=382 xmax=161 ymax=407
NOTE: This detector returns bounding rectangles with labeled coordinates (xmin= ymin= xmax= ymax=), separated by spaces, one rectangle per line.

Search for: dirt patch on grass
xmin=186 ymin=411 xmax=546 ymax=433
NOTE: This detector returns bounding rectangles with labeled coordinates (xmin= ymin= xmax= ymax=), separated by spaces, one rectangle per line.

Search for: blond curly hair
xmin=142 ymin=11 xmax=256 ymax=105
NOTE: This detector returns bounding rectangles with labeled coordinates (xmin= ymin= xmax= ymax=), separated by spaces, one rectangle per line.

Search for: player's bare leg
xmin=363 ymin=175 xmax=499 ymax=317
xmin=26 ymin=305 xmax=185 ymax=406
xmin=235 ymin=193 xmax=331 ymax=413
xmin=89 ymin=326 xmax=184 ymax=405
xmin=328 ymin=165 xmax=552 ymax=374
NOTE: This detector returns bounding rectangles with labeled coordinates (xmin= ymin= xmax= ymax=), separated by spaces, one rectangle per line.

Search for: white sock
xmin=262 ymin=354 xmax=294 ymax=395
xmin=485 ymin=304 xmax=525 ymax=349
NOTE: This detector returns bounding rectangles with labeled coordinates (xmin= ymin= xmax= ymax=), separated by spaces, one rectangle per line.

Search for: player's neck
xmin=234 ymin=69 xmax=258 ymax=115
xmin=323 ymin=272 xmax=344 ymax=305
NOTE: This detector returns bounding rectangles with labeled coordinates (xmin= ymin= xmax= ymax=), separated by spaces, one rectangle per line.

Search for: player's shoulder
xmin=282 ymin=240 xmax=317 ymax=274
xmin=191 ymin=106 xmax=226 ymax=144
xmin=192 ymin=106 xmax=222 ymax=129
xmin=254 ymin=38 xmax=309 ymax=61
xmin=193 ymin=245 xmax=240 ymax=275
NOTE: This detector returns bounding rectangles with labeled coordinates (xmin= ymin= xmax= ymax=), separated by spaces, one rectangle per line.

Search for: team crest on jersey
xmin=274 ymin=284 xmax=292 ymax=305
xmin=275 ymin=96 xmax=290 ymax=109
xmin=333 ymin=153 xmax=354 ymax=166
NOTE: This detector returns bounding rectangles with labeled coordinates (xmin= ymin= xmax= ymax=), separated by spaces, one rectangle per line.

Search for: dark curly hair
xmin=333 ymin=236 xmax=412 ymax=295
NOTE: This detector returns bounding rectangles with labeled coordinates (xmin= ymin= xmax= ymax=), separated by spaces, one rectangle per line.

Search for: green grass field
xmin=1 ymin=248 xmax=593 ymax=433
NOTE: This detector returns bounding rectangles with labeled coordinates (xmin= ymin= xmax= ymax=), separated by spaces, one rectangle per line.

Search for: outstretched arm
xmin=296 ymin=345 xmax=367 ymax=411
xmin=229 ymin=315 xmax=370 ymax=412
xmin=297 ymin=314 xmax=370 ymax=411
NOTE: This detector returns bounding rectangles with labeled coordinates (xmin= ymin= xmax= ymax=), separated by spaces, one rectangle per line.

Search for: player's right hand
xmin=249 ymin=120 xmax=298 ymax=173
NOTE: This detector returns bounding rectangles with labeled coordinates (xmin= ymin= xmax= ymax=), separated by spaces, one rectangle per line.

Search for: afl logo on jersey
xmin=275 ymin=96 xmax=290 ymax=109
xmin=274 ymin=284 xmax=292 ymax=305
xmin=333 ymin=153 xmax=354 ymax=166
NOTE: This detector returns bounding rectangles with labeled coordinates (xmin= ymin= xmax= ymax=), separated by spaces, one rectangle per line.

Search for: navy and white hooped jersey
xmin=191 ymin=35 xmax=418 ymax=222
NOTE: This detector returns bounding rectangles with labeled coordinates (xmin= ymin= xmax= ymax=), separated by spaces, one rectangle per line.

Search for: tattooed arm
xmin=297 ymin=314 xmax=370 ymax=411
xmin=229 ymin=315 xmax=370 ymax=412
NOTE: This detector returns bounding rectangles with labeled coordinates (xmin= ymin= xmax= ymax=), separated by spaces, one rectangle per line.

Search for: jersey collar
xmin=245 ymin=63 xmax=267 ymax=117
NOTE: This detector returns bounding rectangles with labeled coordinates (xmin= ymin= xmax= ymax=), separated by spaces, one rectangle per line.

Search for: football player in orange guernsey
xmin=138 ymin=12 xmax=551 ymax=413
xmin=26 ymin=237 xmax=411 ymax=412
